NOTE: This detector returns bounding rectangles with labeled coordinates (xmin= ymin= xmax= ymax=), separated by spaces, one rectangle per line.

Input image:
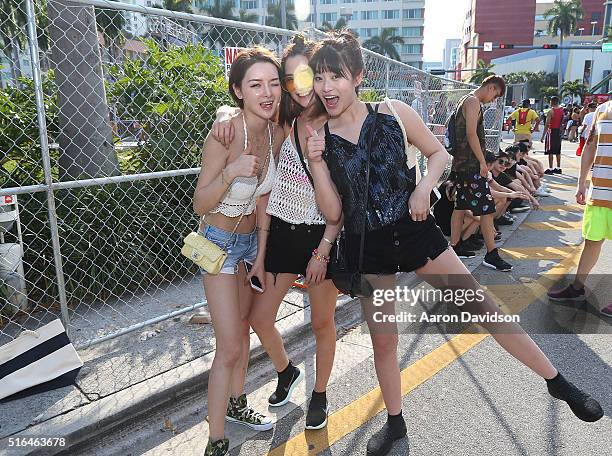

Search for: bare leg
xmin=451 ymin=209 xmax=467 ymax=246
xmin=361 ymin=274 xmax=403 ymax=414
xmin=204 ymin=273 xmax=251 ymax=440
xmin=416 ymin=249 xmax=557 ymax=379
xmin=249 ymin=272 xmax=298 ymax=371
xmin=308 ymin=279 xmax=339 ymax=392
xmin=230 ymin=263 xmax=255 ymax=397
xmin=480 ymin=213 xmax=497 ymax=252
xmin=574 ymin=240 xmax=604 ymax=289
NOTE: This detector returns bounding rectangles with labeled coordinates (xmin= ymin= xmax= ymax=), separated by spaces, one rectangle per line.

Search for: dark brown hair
xmin=279 ymin=34 xmax=325 ymax=126
xmin=228 ymin=46 xmax=280 ymax=108
xmin=309 ymin=30 xmax=364 ymax=94
xmin=481 ymin=74 xmax=506 ymax=96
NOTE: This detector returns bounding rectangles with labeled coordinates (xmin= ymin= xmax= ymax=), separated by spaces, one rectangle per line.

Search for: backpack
xmin=444 ymin=111 xmax=457 ymax=156
xmin=445 ymin=94 xmax=470 ymax=156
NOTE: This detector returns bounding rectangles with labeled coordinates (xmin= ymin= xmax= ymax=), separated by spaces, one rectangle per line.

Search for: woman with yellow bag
xmin=192 ymin=47 xmax=284 ymax=456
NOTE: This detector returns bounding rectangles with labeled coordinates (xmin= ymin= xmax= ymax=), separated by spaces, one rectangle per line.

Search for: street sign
xmin=0 ymin=195 xmax=16 ymax=206
xmin=224 ymin=47 xmax=246 ymax=80
xmin=603 ymin=42 xmax=612 ymax=53
xmin=483 ymin=42 xmax=493 ymax=52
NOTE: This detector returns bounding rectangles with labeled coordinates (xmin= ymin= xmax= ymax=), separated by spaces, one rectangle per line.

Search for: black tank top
xmin=323 ymin=103 xmax=416 ymax=235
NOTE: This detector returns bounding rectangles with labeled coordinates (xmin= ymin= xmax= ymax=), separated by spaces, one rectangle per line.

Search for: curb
xmin=8 ymin=210 xmax=530 ymax=456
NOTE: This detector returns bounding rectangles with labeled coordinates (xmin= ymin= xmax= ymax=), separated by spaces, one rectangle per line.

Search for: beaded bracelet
xmin=312 ymin=249 xmax=330 ymax=263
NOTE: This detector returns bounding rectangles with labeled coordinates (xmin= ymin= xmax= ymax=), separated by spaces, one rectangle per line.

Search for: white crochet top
xmin=209 ymin=117 xmax=276 ymax=217
xmin=266 ymin=129 xmax=326 ymax=225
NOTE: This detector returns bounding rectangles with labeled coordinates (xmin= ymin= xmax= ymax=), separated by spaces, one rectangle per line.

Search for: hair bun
xmin=292 ymin=34 xmax=306 ymax=46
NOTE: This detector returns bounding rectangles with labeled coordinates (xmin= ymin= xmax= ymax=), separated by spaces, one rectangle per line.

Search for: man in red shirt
xmin=540 ymin=96 xmax=564 ymax=174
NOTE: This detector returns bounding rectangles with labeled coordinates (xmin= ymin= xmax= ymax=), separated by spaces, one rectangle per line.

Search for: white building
xmin=198 ymin=0 xmax=426 ymax=68
xmin=442 ymin=38 xmax=460 ymax=71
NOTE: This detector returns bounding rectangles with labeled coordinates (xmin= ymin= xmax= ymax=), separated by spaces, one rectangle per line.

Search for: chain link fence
xmin=1 ymin=1 xmax=504 ymax=352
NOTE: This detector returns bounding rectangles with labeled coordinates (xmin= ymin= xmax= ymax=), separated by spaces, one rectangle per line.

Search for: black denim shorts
xmin=265 ymin=216 xmax=331 ymax=277
xmin=344 ymin=214 xmax=449 ymax=275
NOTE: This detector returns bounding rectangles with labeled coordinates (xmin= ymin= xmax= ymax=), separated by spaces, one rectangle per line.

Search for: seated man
xmin=485 ymin=152 xmax=532 ymax=227
xmin=490 ymin=150 xmax=539 ymax=211
xmin=505 ymin=145 xmax=548 ymax=197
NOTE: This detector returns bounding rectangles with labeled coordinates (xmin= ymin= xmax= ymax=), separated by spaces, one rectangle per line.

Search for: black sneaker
xmin=547 ymin=373 xmax=603 ymax=422
xmin=483 ymin=248 xmax=513 ymax=271
xmin=366 ymin=416 xmax=407 ymax=456
xmin=495 ymin=232 xmax=502 ymax=241
xmin=547 ymin=283 xmax=586 ymax=301
xmin=305 ymin=391 xmax=329 ymax=430
xmin=268 ymin=362 xmax=304 ymax=407
xmin=496 ymin=214 xmax=514 ymax=226
xmin=453 ymin=241 xmax=476 ymax=259
xmin=544 ymin=168 xmax=554 ymax=175
xmin=510 ymin=204 xmax=530 ymax=213
xmin=553 ymin=168 xmax=562 ymax=174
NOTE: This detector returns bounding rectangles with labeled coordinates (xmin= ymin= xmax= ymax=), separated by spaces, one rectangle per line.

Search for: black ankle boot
xmin=366 ymin=413 xmax=407 ymax=456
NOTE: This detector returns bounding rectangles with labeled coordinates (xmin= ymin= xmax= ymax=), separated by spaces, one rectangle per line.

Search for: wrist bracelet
xmin=322 ymin=237 xmax=335 ymax=246
xmin=312 ymin=249 xmax=330 ymax=263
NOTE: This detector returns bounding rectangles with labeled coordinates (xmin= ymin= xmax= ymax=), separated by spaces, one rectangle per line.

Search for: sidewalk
xmin=0 ymin=143 xmax=580 ymax=455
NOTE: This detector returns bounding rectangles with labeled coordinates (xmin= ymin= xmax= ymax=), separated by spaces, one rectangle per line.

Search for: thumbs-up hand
xmin=226 ymin=141 xmax=261 ymax=179
xmin=306 ymin=125 xmax=325 ymax=163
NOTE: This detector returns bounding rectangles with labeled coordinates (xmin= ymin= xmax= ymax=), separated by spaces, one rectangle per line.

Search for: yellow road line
xmin=545 ymin=183 xmax=579 ymax=190
xmin=521 ymin=221 xmax=583 ymax=231
xmin=268 ymin=253 xmax=582 ymax=456
xmin=538 ymin=204 xmax=583 ymax=212
xmin=500 ymin=246 xmax=576 ymax=260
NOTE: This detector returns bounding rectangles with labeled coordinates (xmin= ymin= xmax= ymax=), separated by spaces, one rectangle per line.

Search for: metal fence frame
xmin=0 ymin=0 xmax=504 ymax=351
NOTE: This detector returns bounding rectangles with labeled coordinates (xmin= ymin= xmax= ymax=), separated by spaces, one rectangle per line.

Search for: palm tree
xmin=265 ymin=1 xmax=297 ymax=30
xmin=543 ymin=0 xmax=583 ymax=91
xmin=362 ymin=28 xmax=404 ymax=61
xmin=469 ymin=59 xmax=495 ymax=84
xmin=561 ymin=79 xmax=587 ymax=100
xmin=95 ymin=8 xmax=126 ymax=63
xmin=158 ymin=0 xmax=193 ymax=13
xmin=320 ymin=17 xmax=347 ymax=33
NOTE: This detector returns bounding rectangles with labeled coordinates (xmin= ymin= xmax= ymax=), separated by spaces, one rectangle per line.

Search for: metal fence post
xmin=24 ymin=0 xmax=72 ymax=335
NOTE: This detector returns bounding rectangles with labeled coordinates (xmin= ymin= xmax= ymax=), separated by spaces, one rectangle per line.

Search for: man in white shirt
xmin=577 ymin=102 xmax=597 ymax=156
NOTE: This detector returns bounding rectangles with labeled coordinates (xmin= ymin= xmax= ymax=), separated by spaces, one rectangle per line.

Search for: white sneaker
xmin=535 ymin=189 xmax=550 ymax=197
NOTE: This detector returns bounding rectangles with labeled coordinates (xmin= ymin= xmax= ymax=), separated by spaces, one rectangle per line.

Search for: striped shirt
xmin=588 ymin=101 xmax=612 ymax=208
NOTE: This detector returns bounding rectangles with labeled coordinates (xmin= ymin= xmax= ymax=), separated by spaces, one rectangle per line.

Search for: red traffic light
xmin=542 ymin=44 xmax=558 ymax=49
xmin=498 ymin=43 xmax=515 ymax=49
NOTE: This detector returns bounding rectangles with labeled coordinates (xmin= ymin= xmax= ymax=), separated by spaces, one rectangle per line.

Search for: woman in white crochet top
xmin=212 ymin=35 xmax=339 ymax=430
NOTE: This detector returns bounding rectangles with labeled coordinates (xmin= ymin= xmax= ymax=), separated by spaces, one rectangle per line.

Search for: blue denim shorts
xmin=198 ymin=224 xmax=257 ymax=275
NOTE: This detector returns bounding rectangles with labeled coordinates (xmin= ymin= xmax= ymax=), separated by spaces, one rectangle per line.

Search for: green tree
xmin=543 ymin=0 xmax=584 ymax=90
xmin=320 ymin=17 xmax=348 ymax=33
xmin=604 ymin=25 xmax=612 ymax=43
xmin=265 ymin=1 xmax=297 ymax=30
xmin=561 ymin=79 xmax=587 ymax=100
xmin=201 ymin=0 xmax=259 ymax=47
xmin=156 ymin=0 xmax=193 ymax=13
xmin=95 ymin=8 xmax=126 ymax=63
xmin=363 ymin=28 xmax=405 ymax=61
xmin=469 ymin=59 xmax=495 ymax=85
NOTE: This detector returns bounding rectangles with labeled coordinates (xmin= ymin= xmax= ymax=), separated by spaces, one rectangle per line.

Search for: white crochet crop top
xmin=266 ymin=122 xmax=326 ymax=225
xmin=209 ymin=116 xmax=276 ymax=217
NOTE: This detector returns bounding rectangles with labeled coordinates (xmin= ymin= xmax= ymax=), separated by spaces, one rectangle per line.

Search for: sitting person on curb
xmin=491 ymin=150 xmax=540 ymax=211
xmin=505 ymin=145 xmax=548 ymax=197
